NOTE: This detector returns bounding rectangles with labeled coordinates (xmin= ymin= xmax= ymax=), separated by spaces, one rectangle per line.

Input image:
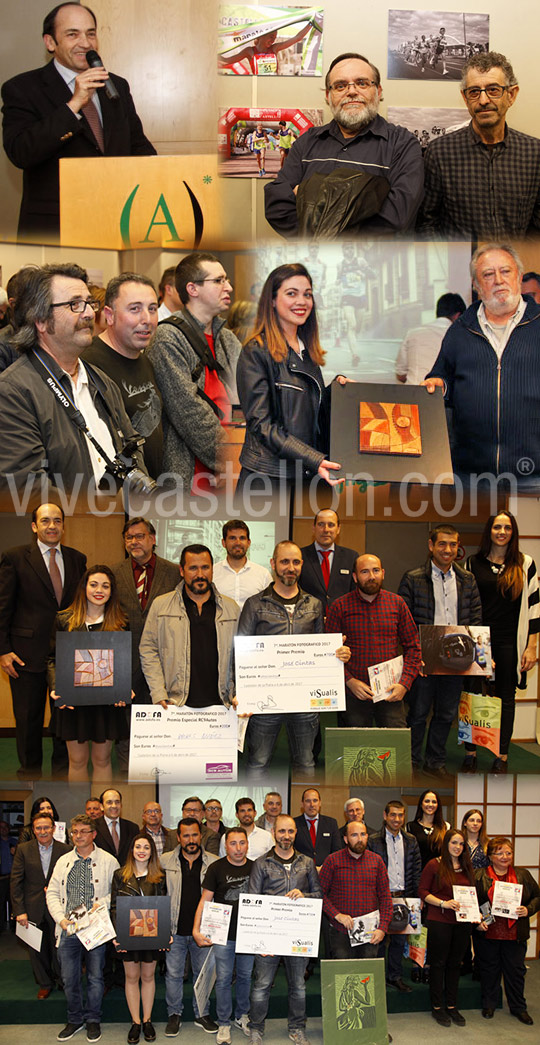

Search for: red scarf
xmin=487 ymin=864 xmax=518 ymax=927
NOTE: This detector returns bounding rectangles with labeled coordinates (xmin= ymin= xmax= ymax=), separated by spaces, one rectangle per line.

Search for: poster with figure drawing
xmin=325 ymin=729 xmax=411 ymax=785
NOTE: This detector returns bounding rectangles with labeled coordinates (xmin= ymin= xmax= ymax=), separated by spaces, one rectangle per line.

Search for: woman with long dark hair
xmin=465 ymin=510 xmax=539 ymax=774
xmin=111 ymin=833 xmax=168 ymax=1043
xmin=48 ymin=565 xmax=131 ymax=781
xmin=18 ymin=796 xmax=64 ymax=844
xmin=474 ymin=836 xmax=540 ymax=1025
xmin=407 ymin=790 xmax=450 ymax=867
xmin=236 ymin=263 xmax=344 ymax=490
xmin=461 ymin=809 xmax=489 ymax=869
xmin=419 ymin=829 xmax=475 ymax=1026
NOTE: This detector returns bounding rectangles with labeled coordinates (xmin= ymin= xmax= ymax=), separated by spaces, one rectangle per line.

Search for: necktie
xmin=136 ymin=566 xmax=148 ymax=609
xmin=320 ymin=550 xmax=331 ymax=589
xmin=49 ymin=548 xmax=63 ymax=605
xmin=308 ymin=818 xmax=317 ymax=848
xmin=110 ymin=820 xmax=120 ymax=854
xmin=81 ymin=97 xmax=104 ymax=152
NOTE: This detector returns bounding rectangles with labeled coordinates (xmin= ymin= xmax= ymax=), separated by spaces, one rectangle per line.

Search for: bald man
xmin=326 ymin=554 xmax=421 ymax=727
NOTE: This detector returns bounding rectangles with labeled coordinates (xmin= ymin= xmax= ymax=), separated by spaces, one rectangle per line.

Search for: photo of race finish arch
xmin=218 ymin=4 xmax=323 ymax=76
xmin=218 ymin=107 xmax=323 ymax=178
xmin=387 ymin=9 xmax=490 ymax=81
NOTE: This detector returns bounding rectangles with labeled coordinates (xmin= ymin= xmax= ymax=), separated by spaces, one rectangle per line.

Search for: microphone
xmin=85 ymin=49 xmax=120 ymax=101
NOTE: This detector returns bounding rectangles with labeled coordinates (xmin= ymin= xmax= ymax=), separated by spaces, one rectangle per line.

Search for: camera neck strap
xmin=28 ymin=349 xmax=118 ymax=471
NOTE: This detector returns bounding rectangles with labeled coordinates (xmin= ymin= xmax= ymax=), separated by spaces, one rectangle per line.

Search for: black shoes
xmin=461 ymin=754 xmax=477 ymax=773
xmin=57 ymin=1026 xmax=84 ymax=1042
xmin=143 ymin=1022 xmax=156 ymax=1041
xmin=386 ymin=978 xmax=412 ymax=993
xmin=514 ymin=1012 xmax=534 ymax=1025
xmin=491 ymin=757 xmax=508 ymax=775
xmin=431 ymin=1009 xmax=451 ymax=1027
xmin=482 ymin=1009 xmax=494 ymax=1019
xmin=128 ymin=1025 xmax=140 ymax=1044
xmin=446 ymin=1008 xmax=466 ymax=1026
xmin=165 ymin=1016 xmax=181 ymax=1037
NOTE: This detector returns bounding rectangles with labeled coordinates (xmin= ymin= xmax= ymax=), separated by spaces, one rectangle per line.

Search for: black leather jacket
xmin=237 ymin=584 xmax=324 ymax=636
xmin=236 ymin=337 xmax=330 ymax=477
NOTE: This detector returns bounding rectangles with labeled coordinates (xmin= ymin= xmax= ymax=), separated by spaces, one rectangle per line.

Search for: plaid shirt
xmin=319 ymin=847 xmax=393 ymax=933
xmin=66 ymin=852 xmax=94 ymax=914
xmin=326 ymin=588 xmax=421 ymax=691
xmin=418 ymin=121 xmax=540 ymax=239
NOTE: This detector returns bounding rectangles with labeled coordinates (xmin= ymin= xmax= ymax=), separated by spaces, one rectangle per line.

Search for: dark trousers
xmin=474 ymin=935 xmax=527 ymax=1014
xmin=426 ymin=920 xmax=471 ymax=1009
xmin=338 ymin=698 xmax=407 ymax=729
xmin=28 ymin=910 xmax=61 ymax=988
xmin=328 ymin=923 xmax=379 ymax=959
xmin=380 ymin=933 xmax=407 ymax=981
xmin=465 ymin=641 xmax=518 ymax=757
xmin=10 ymin=670 xmax=67 ymax=774
xmin=406 ymin=674 xmax=463 ymax=768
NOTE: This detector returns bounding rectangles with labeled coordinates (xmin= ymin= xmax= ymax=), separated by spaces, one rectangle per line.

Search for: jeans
xmin=214 ymin=940 xmax=254 ymax=1025
xmin=406 ymin=675 xmax=463 ymax=768
xmin=249 ymin=955 xmax=307 ymax=1032
xmin=380 ymin=933 xmax=406 ymax=981
xmin=58 ymin=932 xmax=105 ymax=1024
xmin=165 ymin=934 xmax=213 ymax=1018
xmin=247 ymin=713 xmax=318 ymax=772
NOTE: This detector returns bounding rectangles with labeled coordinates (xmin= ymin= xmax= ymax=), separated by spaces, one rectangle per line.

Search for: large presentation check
xmin=234 ymin=634 xmax=346 ymax=715
xmin=129 ymin=705 xmax=237 ymax=782
xmin=236 ymin=894 xmax=322 ymax=956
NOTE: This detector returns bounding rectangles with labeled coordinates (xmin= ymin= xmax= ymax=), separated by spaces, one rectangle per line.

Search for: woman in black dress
xmin=49 ymin=565 xmax=131 ymax=781
xmin=111 ymin=833 xmax=168 ymax=1043
xmin=465 ymin=510 xmax=539 ymax=774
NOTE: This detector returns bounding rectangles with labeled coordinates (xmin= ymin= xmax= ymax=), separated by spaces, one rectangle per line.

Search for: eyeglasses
xmin=462 ymin=83 xmax=514 ymax=101
xmin=50 ymin=298 xmax=100 ymax=314
xmin=329 ymin=78 xmax=377 ymax=93
xmin=71 ymin=828 xmax=93 ymax=836
xmin=192 ymin=276 xmax=232 ymax=286
xmin=205 ymin=806 xmax=222 ymax=813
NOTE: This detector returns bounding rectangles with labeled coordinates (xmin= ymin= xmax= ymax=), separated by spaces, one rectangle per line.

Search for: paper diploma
xmin=76 ymin=902 xmax=115 ymax=951
xmin=453 ymin=886 xmax=481 ymax=922
xmin=236 ymin=893 xmax=322 ymax=956
xmin=491 ymin=881 xmax=523 ymax=919
xmin=129 ymin=705 xmax=238 ymax=782
xmin=368 ymin=656 xmax=404 ymax=702
xmin=234 ymin=634 xmax=345 ymax=715
xmin=200 ymin=901 xmax=232 ymax=946
xmin=348 ymin=910 xmax=380 ymax=946
xmin=193 ymin=946 xmax=216 ymax=1016
xmin=16 ymin=920 xmax=43 ymax=952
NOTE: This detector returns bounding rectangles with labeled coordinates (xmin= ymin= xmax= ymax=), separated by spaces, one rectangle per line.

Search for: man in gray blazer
xmin=10 ymin=811 xmax=70 ymax=997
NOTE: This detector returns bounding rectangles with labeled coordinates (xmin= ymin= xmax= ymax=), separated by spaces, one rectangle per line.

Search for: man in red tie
xmin=299 ymin=509 xmax=359 ymax=616
xmin=1 ymin=2 xmax=156 ymax=240
xmin=0 ymin=502 xmax=86 ymax=778
xmin=293 ymin=788 xmax=343 ymax=871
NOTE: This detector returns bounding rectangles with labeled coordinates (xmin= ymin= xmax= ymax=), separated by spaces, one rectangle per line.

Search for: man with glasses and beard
xmin=264 ymin=52 xmax=423 ymax=236
xmin=319 ymin=821 xmax=393 ymax=960
xmin=326 ymin=554 xmax=421 ymax=728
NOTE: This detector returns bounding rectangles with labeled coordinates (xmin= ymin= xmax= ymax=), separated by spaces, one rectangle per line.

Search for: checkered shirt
xmin=418 ymin=121 xmax=540 ymax=238
xmin=326 ymin=587 xmax=421 ymax=691
xmin=319 ymin=847 xmax=393 ymax=933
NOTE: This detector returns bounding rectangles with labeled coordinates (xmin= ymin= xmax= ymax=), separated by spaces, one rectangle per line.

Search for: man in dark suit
xmin=1 ymin=2 xmax=156 ymax=239
xmin=0 ymin=502 xmax=86 ymax=778
xmin=293 ymin=788 xmax=342 ymax=870
xmin=300 ymin=509 xmax=359 ymax=615
xmin=10 ymin=811 xmax=71 ymax=997
xmin=339 ymin=797 xmax=376 ymax=842
xmin=113 ymin=517 xmax=179 ymax=705
xmin=93 ymin=788 xmax=139 ymax=865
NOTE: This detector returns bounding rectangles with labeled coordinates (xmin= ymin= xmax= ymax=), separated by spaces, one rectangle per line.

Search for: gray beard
xmin=482 ymin=290 xmax=521 ymax=317
xmin=332 ymin=98 xmax=379 ymax=133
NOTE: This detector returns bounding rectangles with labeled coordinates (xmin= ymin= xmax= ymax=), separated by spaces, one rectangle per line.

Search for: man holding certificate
xmin=237 ymin=540 xmax=349 ymax=774
xmin=247 ymin=814 xmax=322 ymax=1045
xmin=193 ymin=827 xmax=255 ymax=1043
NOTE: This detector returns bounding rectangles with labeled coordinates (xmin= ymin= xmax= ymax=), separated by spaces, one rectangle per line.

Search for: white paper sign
xmin=348 ymin=909 xmax=380 ymax=946
xmin=76 ymin=902 xmax=115 ymax=951
xmin=193 ymin=946 xmax=216 ymax=1016
xmin=53 ymin=821 xmax=66 ymax=843
xmin=368 ymin=656 xmax=404 ymax=702
xmin=16 ymin=920 xmax=43 ymax=952
xmin=236 ymin=893 xmax=322 ymax=956
xmin=234 ymin=634 xmax=346 ymax=714
xmin=129 ymin=705 xmax=238 ymax=782
xmin=200 ymin=901 xmax=232 ymax=946
xmin=491 ymin=880 xmax=523 ymax=920
xmin=453 ymin=885 xmax=481 ymax=923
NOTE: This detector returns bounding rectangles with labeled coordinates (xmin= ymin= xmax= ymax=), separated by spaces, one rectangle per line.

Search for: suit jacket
xmin=94 ymin=816 xmax=139 ymax=866
xmin=2 ymin=61 xmax=156 ymax=237
xmin=10 ymin=838 xmax=71 ymax=923
xmin=299 ymin=543 xmax=359 ymax=613
xmin=0 ymin=541 xmax=87 ymax=672
xmin=113 ymin=555 xmax=179 ymax=701
xmin=293 ymin=814 xmax=343 ymax=865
